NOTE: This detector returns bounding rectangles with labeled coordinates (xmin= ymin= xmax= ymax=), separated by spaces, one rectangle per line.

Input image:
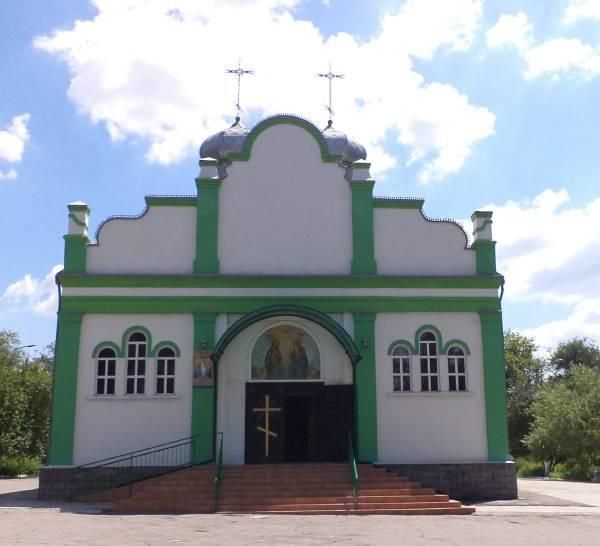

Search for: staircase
xmin=89 ymin=463 xmax=474 ymax=515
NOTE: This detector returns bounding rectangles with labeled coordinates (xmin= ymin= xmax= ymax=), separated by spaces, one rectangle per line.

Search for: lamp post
xmin=10 ymin=344 xmax=36 ymax=367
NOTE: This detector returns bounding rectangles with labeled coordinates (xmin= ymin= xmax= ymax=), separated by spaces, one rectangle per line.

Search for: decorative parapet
xmin=67 ymin=201 xmax=89 ymax=237
xmin=471 ymin=210 xmax=493 ymax=241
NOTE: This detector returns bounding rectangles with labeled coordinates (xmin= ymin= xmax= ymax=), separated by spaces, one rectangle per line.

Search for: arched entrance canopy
xmin=211 ymin=305 xmax=362 ymax=366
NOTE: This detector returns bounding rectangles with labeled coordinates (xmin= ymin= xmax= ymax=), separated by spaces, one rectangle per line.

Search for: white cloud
xmin=1 ymin=265 xmax=63 ymax=318
xmin=564 ymin=0 xmax=600 ymax=23
xmin=478 ymin=189 xmax=600 ymax=347
xmin=33 ymin=0 xmax=492 ymax=183
xmin=0 ymin=168 xmax=18 ymax=180
xmin=486 ymin=12 xmax=533 ymax=51
xmin=525 ymin=38 xmax=600 ymax=79
xmin=0 ymin=114 xmax=30 ymax=180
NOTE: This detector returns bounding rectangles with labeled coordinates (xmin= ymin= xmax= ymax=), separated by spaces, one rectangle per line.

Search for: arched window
xmin=126 ymin=332 xmax=146 ymax=395
xmin=392 ymin=345 xmax=411 ymax=392
xmin=448 ymin=346 xmax=467 ymax=392
xmin=156 ymin=347 xmax=176 ymax=395
xmin=96 ymin=347 xmax=116 ymax=395
xmin=419 ymin=331 xmax=439 ymax=392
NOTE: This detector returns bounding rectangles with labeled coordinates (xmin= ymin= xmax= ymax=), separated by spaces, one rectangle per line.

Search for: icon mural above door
xmin=251 ymin=325 xmax=320 ymax=380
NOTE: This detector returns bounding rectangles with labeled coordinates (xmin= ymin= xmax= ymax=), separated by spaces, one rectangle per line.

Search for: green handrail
xmin=214 ymin=432 xmax=224 ymax=512
xmin=347 ymin=431 xmax=359 ymax=504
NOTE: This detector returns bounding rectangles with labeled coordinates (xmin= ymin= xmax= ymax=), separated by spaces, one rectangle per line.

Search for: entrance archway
xmin=211 ymin=305 xmax=362 ymax=464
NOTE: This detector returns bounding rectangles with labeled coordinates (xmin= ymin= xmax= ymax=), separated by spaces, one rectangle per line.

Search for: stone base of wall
xmin=38 ymin=466 xmax=175 ymax=500
xmin=381 ymin=462 xmax=517 ymax=501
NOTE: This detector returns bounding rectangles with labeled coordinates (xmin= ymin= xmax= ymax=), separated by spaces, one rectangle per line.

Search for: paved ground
xmin=1 ymin=478 xmax=599 ymax=545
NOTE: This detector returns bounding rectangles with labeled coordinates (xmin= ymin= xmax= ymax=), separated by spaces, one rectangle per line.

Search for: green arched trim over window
xmin=211 ymin=304 xmax=362 ymax=365
xmin=442 ymin=339 xmax=471 ymax=355
xmin=121 ymin=325 xmax=153 ymax=353
xmin=228 ymin=115 xmax=344 ymax=164
xmin=387 ymin=339 xmax=416 ymax=355
xmin=91 ymin=341 xmax=122 ymax=358
xmin=414 ymin=324 xmax=443 ymax=353
xmin=150 ymin=341 xmax=181 ymax=358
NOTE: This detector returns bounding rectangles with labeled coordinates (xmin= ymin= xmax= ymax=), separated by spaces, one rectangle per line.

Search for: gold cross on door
xmin=253 ymin=394 xmax=282 ymax=457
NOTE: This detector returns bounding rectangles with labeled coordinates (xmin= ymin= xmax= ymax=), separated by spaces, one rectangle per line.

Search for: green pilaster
xmin=480 ymin=310 xmax=510 ymax=461
xmin=350 ymin=180 xmax=377 ymax=275
xmin=472 ymin=240 xmax=497 ymax=275
xmin=48 ymin=311 xmax=83 ymax=465
xmin=191 ymin=312 xmax=217 ymax=462
xmin=194 ymin=177 xmax=221 ymax=274
xmin=353 ymin=312 xmax=378 ymax=462
xmin=63 ymin=235 xmax=88 ymax=274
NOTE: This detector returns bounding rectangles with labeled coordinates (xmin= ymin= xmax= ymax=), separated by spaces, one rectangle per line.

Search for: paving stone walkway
xmin=1 ymin=478 xmax=599 ymax=545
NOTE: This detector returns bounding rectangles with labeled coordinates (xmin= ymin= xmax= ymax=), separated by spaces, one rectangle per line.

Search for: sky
xmin=0 ymin=0 xmax=599 ymax=357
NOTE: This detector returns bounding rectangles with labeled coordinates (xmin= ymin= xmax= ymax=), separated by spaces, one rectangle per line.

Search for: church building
xmin=41 ymin=113 xmax=517 ymax=502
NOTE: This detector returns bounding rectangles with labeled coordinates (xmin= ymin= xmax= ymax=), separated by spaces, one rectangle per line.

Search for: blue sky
xmin=1 ymin=0 xmax=598 ymax=356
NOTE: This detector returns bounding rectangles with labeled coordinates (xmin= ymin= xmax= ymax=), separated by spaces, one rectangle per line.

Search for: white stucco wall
xmin=216 ymin=316 xmax=354 ymax=464
xmin=218 ymin=124 xmax=353 ymax=274
xmin=87 ymin=207 xmax=197 ymax=274
xmin=73 ymin=314 xmax=194 ymax=465
xmin=375 ymin=312 xmax=487 ymax=463
xmin=374 ymin=209 xmax=476 ymax=275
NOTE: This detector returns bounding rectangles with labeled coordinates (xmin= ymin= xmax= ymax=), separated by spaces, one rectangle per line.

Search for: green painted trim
xmin=414 ymin=324 xmax=444 ymax=354
xmin=68 ymin=213 xmax=87 ymax=227
xmin=91 ymin=341 xmax=122 ymax=358
xmin=442 ymin=339 xmax=471 ymax=355
xmin=472 ymin=219 xmax=493 ymax=235
xmin=227 ymin=115 xmax=343 ymax=163
xmin=387 ymin=339 xmax=416 ymax=354
xmin=121 ymin=325 xmax=153 ymax=354
xmin=351 ymin=162 xmax=371 ymax=169
xmin=150 ymin=341 xmax=182 ymax=358
xmin=60 ymin=295 xmax=501 ymax=315
xmin=350 ymin=180 xmax=377 ymax=275
xmin=59 ymin=274 xmax=503 ymax=290
xmin=472 ymin=240 xmax=497 ymax=275
xmin=373 ymin=198 xmax=425 ymax=209
xmin=144 ymin=196 xmax=196 ymax=207
xmin=212 ymin=305 xmax=361 ymax=365
xmin=48 ymin=312 xmax=83 ymax=465
xmin=194 ymin=177 xmax=221 ymax=274
xmin=353 ymin=312 xmax=377 ymax=462
xmin=192 ymin=313 xmax=217 ymax=462
xmin=480 ymin=310 xmax=510 ymax=461
xmin=471 ymin=210 xmax=493 ymax=221
xmin=63 ymin=235 xmax=88 ymax=274
xmin=67 ymin=204 xmax=90 ymax=212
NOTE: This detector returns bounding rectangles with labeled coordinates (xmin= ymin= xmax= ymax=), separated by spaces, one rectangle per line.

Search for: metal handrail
xmin=347 ymin=431 xmax=359 ymax=504
xmin=214 ymin=432 xmax=224 ymax=512
xmin=71 ymin=434 xmax=208 ymax=499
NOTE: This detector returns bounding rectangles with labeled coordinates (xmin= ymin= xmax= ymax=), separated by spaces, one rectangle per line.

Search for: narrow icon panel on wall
xmin=193 ymin=349 xmax=214 ymax=387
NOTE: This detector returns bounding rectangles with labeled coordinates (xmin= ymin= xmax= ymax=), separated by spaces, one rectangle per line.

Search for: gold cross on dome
xmin=253 ymin=394 xmax=281 ymax=457
xmin=317 ymin=63 xmax=344 ymax=118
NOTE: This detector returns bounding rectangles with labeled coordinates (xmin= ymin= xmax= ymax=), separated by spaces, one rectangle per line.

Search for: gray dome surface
xmin=199 ymin=117 xmax=250 ymax=160
xmin=199 ymin=114 xmax=367 ymax=162
xmin=321 ymin=119 xmax=367 ymax=163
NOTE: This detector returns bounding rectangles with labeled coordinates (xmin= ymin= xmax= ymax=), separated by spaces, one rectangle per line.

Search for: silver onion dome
xmin=199 ymin=114 xmax=367 ymax=163
xmin=199 ymin=116 xmax=250 ymax=160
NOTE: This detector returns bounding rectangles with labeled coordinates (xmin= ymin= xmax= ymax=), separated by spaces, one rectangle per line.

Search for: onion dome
xmin=321 ymin=119 xmax=367 ymax=163
xmin=199 ymin=116 xmax=250 ymax=160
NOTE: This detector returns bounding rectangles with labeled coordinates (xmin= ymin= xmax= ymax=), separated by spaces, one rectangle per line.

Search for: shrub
xmin=0 ymin=456 xmax=41 ymax=476
xmin=516 ymin=457 xmax=545 ymax=477
xmin=550 ymin=462 xmax=594 ymax=481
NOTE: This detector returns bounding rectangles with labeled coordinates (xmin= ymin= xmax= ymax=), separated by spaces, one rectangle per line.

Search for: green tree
xmin=524 ymin=366 xmax=600 ymax=477
xmin=504 ymin=330 xmax=548 ymax=456
xmin=0 ymin=330 xmax=53 ymax=462
xmin=551 ymin=337 xmax=600 ymax=374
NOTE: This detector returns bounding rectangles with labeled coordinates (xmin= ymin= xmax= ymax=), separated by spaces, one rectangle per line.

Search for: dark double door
xmin=245 ymin=382 xmax=354 ymax=464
